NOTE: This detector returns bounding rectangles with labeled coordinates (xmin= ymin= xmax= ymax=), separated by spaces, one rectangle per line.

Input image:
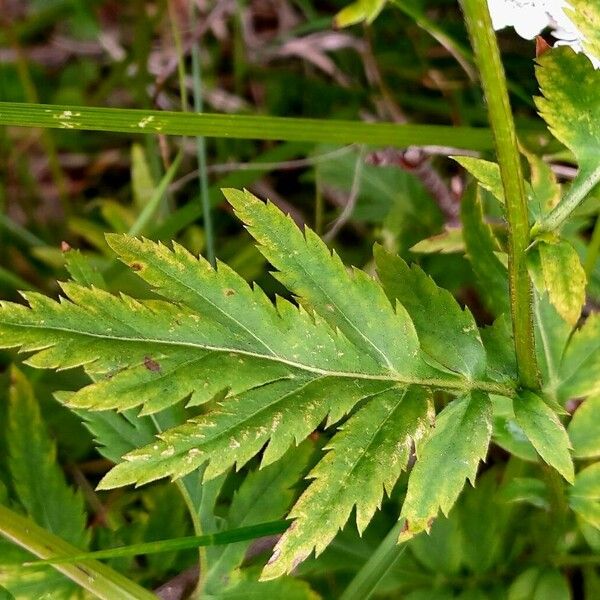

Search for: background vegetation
xmin=0 ymin=1 xmax=599 ymax=598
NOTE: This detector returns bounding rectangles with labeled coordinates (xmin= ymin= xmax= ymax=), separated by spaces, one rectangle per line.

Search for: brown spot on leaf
xmin=224 ymin=288 xmax=235 ymax=297
xmin=144 ymin=356 xmax=161 ymax=372
xmin=401 ymin=520 xmax=409 ymax=533
xmin=130 ymin=262 xmax=143 ymax=271
xmin=427 ymin=517 xmax=435 ymax=531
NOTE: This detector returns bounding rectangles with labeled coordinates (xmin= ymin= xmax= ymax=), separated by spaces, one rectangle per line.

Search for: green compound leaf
xmin=7 ymin=368 xmax=89 ymax=549
xmin=569 ymin=463 xmax=600 ymax=530
xmin=262 ymin=386 xmax=433 ymax=580
xmin=536 ymin=47 xmax=600 ymax=175
xmin=0 ymin=189 xmax=514 ymax=576
xmin=568 ymin=395 xmax=600 ymax=459
xmin=399 ymin=392 xmax=493 ymax=540
xmin=374 ymin=246 xmax=486 ymax=379
xmin=528 ymin=240 xmax=587 ymax=326
xmin=565 ymin=0 xmax=600 ymax=66
xmin=513 ymin=390 xmax=574 ymax=483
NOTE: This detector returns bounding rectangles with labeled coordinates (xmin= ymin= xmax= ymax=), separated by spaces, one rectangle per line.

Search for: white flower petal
xmin=488 ymin=0 xmax=551 ymax=39
xmin=487 ymin=0 xmax=599 ymax=69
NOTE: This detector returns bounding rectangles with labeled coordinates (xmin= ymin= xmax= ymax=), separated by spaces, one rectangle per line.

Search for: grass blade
xmin=340 ymin=520 xmax=407 ymax=600
xmin=26 ymin=520 xmax=289 ymax=565
xmin=0 ymin=504 xmax=155 ymax=600
xmin=0 ymin=102 xmax=495 ymax=149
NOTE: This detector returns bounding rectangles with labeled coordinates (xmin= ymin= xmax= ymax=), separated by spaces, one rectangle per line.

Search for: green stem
xmin=340 ymin=520 xmax=407 ymax=600
xmin=0 ymin=504 xmax=155 ymax=600
xmin=532 ymin=164 xmax=600 ymax=236
xmin=460 ymin=0 xmax=539 ymax=390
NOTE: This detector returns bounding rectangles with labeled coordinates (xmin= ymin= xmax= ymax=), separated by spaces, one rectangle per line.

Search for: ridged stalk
xmin=460 ymin=0 xmax=539 ymax=389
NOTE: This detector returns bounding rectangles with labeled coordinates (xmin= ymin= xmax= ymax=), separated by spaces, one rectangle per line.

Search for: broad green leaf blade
xmin=454 ymin=157 xmax=504 ymax=203
xmin=399 ymin=392 xmax=493 ymax=539
xmin=558 ymin=313 xmax=600 ymax=401
xmin=480 ymin=315 xmax=517 ymax=384
xmin=524 ymin=151 xmax=561 ymax=216
xmin=513 ymin=390 xmax=574 ymax=483
xmin=460 ymin=187 xmax=510 ymax=316
xmin=98 ymin=377 xmax=391 ymax=489
xmin=492 ymin=395 xmax=537 ymax=462
xmin=569 ymin=463 xmax=600 ymax=530
xmin=141 ymin=484 xmax=189 ymax=577
xmin=217 ymin=575 xmax=319 ymax=600
xmin=508 ymin=567 xmax=570 ymax=600
xmin=204 ymin=443 xmax=314 ymax=593
xmin=262 ymin=386 xmax=433 ymax=579
xmin=537 ymin=240 xmax=586 ymax=326
xmin=77 ymin=408 xmax=158 ymax=463
xmin=63 ymin=248 xmax=107 ymax=289
xmin=410 ymin=515 xmax=463 ymax=576
xmin=568 ymin=395 xmax=600 ymax=458
xmin=458 ymin=468 xmax=513 ymax=573
xmin=7 ymin=368 xmax=88 ymax=549
xmin=566 ymin=0 xmax=600 ymax=62
xmin=410 ymin=228 xmax=464 ymax=254
xmin=224 ymin=188 xmax=436 ymax=379
xmin=535 ymin=47 xmax=600 ymax=174
xmin=454 ymin=155 xmax=547 ymax=218
xmin=374 ymin=246 xmax=486 ymax=379
xmin=334 ymin=0 xmax=386 ymax=27
xmin=500 ymin=477 xmax=549 ymax=509
xmin=0 ymin=102 xmax=495 ymax=150
xmin=533 ymin=293 xmax=572 ymax=406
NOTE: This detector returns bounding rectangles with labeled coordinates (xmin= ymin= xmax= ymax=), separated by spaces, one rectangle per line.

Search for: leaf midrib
xmin=5 ymin=319 xmax=515 ymax=396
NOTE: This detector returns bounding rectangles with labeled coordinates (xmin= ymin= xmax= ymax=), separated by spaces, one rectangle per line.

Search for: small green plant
xmin=0 ymin=1 xmax=599 ymax=598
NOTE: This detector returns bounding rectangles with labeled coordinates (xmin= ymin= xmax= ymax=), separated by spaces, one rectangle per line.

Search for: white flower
xmin=488 ymin=0 xmax=554 ymax=40
xmin=487 ymin=0 xmax=600 ymax=68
